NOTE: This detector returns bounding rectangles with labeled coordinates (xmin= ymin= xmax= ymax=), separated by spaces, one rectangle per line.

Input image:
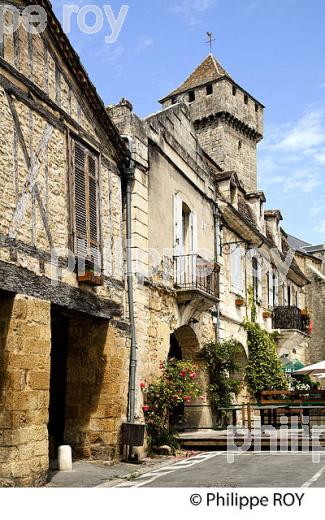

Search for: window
xmin=252 ymin=256 xmax=262 ymax=304
xmin=232 ymin=85 xmax=237 ymax=96
xmin=188 ymin=91 xmax=195 ymax=102
xmin=255 ymin=103 xmax=259 ymax=113
xmin=172 ymin=97 xmax=178 ymax=105
xmin=206 ymin=84 xmax=213 ymax=95
xmin=244 ymin=94 xmax=248 ymax=105
xmin=71 ymin=139 xmax=101 ymax=272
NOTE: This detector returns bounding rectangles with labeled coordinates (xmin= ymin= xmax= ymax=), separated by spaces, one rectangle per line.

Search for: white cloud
xmin=136 ymin=36 xmax=154 ymax=55
xmin=260 ymin=107 xmax=325 ymax=199
xmin=168 ymin=0 xmax=218 ymax=25
xmin=314 ymin=220 xmax=325 ymax=234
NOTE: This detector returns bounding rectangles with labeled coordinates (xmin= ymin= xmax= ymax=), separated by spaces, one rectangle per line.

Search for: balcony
xmin=272 ymin=306 xmax=310 ymax=335
xmin=174 ymin=254 xmax=220 ymax=307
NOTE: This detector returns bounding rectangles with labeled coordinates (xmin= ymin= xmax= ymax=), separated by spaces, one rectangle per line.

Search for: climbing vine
xmin=201 ymin=339 xmax=243 ymax=414
xmin=244 ymin=319 xmax=288 ymax=397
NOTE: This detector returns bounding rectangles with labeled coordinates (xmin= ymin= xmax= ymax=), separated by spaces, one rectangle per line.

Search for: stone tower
xmin=159 ymin=54 xmax=264 ymax=192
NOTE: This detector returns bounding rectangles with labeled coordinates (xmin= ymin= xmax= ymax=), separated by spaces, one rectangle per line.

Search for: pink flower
xmin=140 ymin=382 xmax=146 ymax=390
xmin=143 ymin=405 xmax=149 ymax=412
xmin=189 ymin=372 xmax=196 ymax=379
xmin=184 ymin=396 xmax=191 ymax=403
xmin=159 ymin=362 xmax=164 ymax=369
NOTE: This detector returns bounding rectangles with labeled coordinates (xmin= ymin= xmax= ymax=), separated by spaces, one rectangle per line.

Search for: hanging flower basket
xmin=235 ymin=297 xmax=245 ymax=307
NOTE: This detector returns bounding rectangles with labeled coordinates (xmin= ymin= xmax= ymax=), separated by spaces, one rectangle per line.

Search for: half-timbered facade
xmin=0 ymin=1 xmax=130 ymax=486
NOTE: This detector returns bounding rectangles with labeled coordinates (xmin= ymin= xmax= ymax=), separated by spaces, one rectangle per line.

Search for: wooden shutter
xmin=257 ymin=257 xmax=263 ymax=303
xmin=174 ymin=193 xmax=183 ymax=256
xmin=88 ymin=153 xmax=100 ymax=269
xmin=268 ymin=268 xmax=274 ymax=308
xmin=231 ymin=245 xmax=243 ymax=294
xmin=274 ymin=271 xmax=279 ymax=306
xmin=190 ymin=210 xmax=198 ymax=254
xmin=251 ymin=257 xmax=257 ymax=302
xmin=74 ymin=141 xmax=87 ymax=259
xmin=72 ymin=140 xmax=100 ymax=269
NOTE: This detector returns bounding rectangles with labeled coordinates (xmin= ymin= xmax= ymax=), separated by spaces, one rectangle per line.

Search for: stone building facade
xmin=287 ymin=236 xmax=325 ymax=365
xmin=1 ymin=2 xmax=323 ymax=488
xmin=110 ymin=54 xmax=314 ymax=431
xmin=0 ymin=1 xmax=130 ymax=486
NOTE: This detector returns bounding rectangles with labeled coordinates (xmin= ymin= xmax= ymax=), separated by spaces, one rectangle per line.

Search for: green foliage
xmin=244 ymin=320 xmax=288 ymax=397
xmin=141 ymin=360 xmax=202 ymax=451
xmin=201 ymin=339 xmax=243 ymax=412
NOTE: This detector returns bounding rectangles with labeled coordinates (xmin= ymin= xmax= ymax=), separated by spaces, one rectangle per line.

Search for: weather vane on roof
xmin=206 ymin=32 xmax=216 ymax=53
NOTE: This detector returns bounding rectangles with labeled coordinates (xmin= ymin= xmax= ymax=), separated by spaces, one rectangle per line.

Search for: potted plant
xmin=235 ymin=295 xmax=245 ymax=307
xmin=77 ymin=259 xmax=103 ymax=286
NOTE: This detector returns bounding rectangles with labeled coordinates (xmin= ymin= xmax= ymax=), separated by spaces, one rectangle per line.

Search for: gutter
xmin=121 ymin=136 xmax=137 ymax=431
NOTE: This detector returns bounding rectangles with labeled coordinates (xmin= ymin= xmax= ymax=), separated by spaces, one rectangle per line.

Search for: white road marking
xmin=113 ymin=452 xmax=225 ymax=488
xmin=301 ymin=464 xmax=325 ymax=487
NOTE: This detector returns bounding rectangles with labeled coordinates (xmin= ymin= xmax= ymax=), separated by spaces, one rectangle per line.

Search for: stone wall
xmin=307 ymin=277 xmax=325 ymax=364
xmin=0 ymin=293 xmax=51 ymax=487
xmin=195 ymin=117 xmax=258 ymax=192
xmin=64 ymin=318 xmax=129 ymax=461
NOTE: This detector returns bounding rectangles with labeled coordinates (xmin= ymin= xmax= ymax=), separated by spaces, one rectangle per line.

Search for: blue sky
xmin=53 ymin=0 xmax=325 ymax=245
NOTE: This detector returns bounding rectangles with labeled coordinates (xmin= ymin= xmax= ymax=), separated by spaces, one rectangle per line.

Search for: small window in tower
xmin=232 ymin=85 xmax=237 ymax=96
xmin=188 ymin=91 xmax=195 ymax=102
xmin=255 ymin=103 xmax=259 ymax=113
xmin=206 ymin=84 xmax=213 ymax=96
xmin=238 ymin=140 xmax=242 ymax=150
xmin=172 ymin=97 xmax=178 ymax=105
xmin=244 ymin=94 xmax=248 ymax=105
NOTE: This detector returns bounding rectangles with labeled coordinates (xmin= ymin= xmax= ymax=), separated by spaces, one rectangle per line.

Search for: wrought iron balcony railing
xmin=173 ymin=254 xmax=220 ymax=299
xmin=272 ymin=306 xmax=310 ymax=334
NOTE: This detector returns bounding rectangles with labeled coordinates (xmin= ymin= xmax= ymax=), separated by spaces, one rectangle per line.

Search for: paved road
xmin=115 ymin=452 xmax=325 ymax=488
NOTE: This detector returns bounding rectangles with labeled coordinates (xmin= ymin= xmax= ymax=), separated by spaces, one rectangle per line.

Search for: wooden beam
xmin=0 ymin=259 xmax=121 ymax=320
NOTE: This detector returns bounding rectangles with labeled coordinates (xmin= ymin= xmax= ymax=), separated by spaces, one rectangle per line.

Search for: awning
xmin=293 ymin=360 xmax=325 ymax=375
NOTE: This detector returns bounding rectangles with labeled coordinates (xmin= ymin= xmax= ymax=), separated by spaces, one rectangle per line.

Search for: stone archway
xmin=169 ymin=325 xmax=213 ymax=430
xmin=173 ymin=325 xmax=201 ymax=362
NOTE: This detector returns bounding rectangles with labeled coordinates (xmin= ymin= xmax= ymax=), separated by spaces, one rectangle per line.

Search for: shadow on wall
xmin=50 ymin=305 xmax=120 ymax=462
xmin=0 ymin=290 xmax=15 ymax=420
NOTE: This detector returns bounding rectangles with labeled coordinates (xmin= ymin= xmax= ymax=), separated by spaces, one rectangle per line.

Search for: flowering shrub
xmin=141 ymin=359 xmax=202 ymax=451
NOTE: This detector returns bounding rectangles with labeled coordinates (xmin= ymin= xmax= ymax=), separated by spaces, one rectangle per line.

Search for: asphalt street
xmin=115 ymin=452 xmax=325 ymax=488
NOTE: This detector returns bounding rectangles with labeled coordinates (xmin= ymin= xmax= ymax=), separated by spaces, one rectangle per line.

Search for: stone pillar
xmin=0 ymin=293 xmax=51 ymax=487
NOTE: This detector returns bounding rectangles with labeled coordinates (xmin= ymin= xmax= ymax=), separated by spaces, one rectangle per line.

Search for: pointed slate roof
xmin=160 ymin=54 xmax=231 ymax=102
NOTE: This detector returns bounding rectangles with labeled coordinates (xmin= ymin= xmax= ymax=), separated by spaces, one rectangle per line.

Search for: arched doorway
xmin=168 ymin=326 xmax=212 ymax=430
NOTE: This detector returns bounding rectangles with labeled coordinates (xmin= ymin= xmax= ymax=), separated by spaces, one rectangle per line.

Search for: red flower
xmin=140 ymin=382 xmax=146 ymax=390
xmin=189 ymin=372 xmax=196 ymax=379
xmin=184 ymin=396 xmax=191 ymax=403
xmin=159 ymin=362 xmax=164 ymax=370
xmin=143 ymin=405 xmax=149 ymax=412
xmin=180 ymin=370 xmax=187 ymax=377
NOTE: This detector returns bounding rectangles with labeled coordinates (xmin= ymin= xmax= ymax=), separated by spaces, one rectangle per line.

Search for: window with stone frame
xmin=70 ymin=138 xmax=102 ymax=274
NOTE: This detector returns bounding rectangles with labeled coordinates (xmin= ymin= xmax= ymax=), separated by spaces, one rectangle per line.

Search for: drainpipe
xmin=213 ymin=204 xmax=221 ymax=341
xmin=121 ymin=136 xmax=137 ymax=427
